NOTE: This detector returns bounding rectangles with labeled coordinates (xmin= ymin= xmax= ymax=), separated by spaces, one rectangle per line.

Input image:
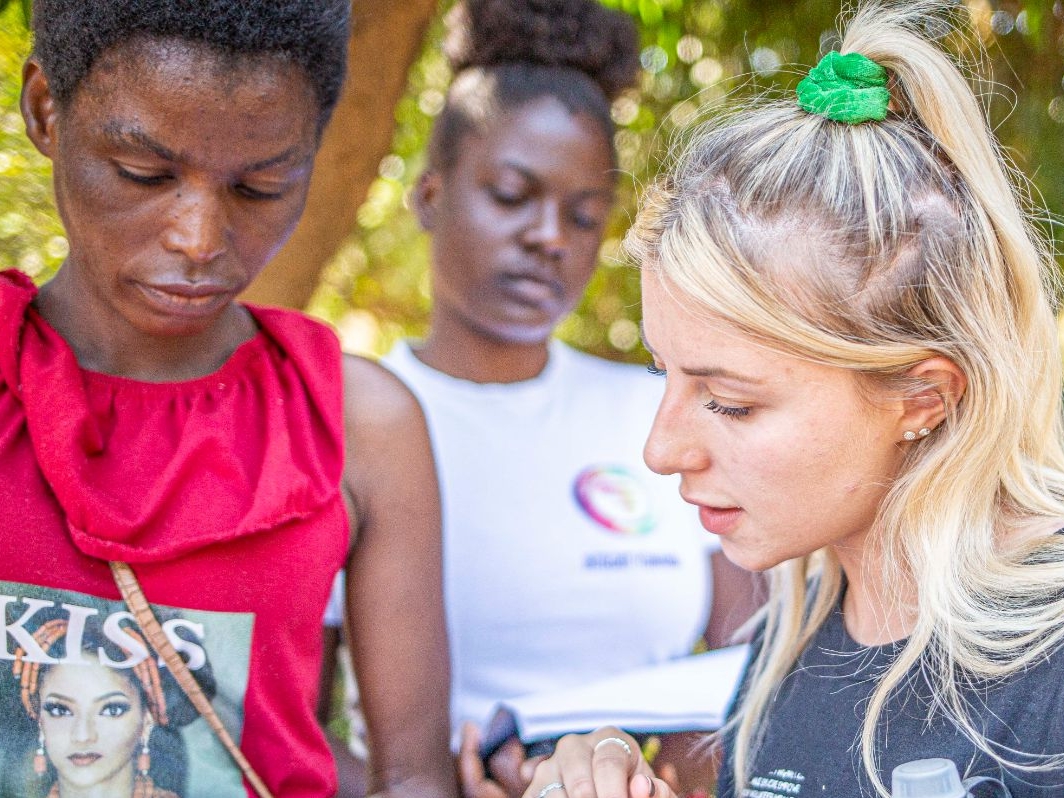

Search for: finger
xmin=553 ymin=730 xmax=636 ymax=798
xmin=657 ymin=763 xmax=680 ymax=794
xmin=520 ymin=754 xmax=549 ymax=783
xmin=459 ymin=721 xmax=488 ymax=787
xmin=490 ymin=738 xmax=532 ymax=798
xmin=629 ymin=774 xmax=677 ymax=798
xmin=523 ymin=761 xmax=565 ymax=798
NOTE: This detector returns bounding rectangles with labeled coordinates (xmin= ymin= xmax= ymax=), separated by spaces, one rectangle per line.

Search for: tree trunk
xmin=241 ymin=0 xmax=439 ymax=309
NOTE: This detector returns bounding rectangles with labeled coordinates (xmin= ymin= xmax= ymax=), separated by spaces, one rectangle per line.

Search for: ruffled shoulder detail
xmin=0 ymin=269 xmax=37 ymax=396
xmin=8 ymin=274 xmax=345 ymax=563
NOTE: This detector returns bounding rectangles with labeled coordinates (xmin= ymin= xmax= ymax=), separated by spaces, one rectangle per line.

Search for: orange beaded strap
xmin=110 ymin=562 xmax=275 ymax=798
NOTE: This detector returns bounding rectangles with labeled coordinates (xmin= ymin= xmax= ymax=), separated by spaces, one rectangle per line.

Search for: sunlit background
xmin=1 ymin=0 xmax=1062 ymax=361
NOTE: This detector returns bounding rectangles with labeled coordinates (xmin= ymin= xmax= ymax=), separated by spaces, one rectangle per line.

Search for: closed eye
xmin=235 ymin=183 xmax=285 ymax=201
xmin=704 ymin=398 xmax=750 ymax=418
xmin=116 ymin=166 xmax=170 ymax=186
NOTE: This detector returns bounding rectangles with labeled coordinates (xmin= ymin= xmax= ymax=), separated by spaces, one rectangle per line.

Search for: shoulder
xmin=246 ymin=304 xmax=342 ymax=358
xmin=339 ymin=353 xmax=432 ymax=490
xmin=340 ymin=353 xmax=424 ymax=431
xmin=339 ymin=353 xmax=438 ymax=541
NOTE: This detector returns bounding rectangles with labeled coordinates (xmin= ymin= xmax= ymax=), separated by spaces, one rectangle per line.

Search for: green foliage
xmin=0 ymin=3 xmax=67 ymax=281
xmin=2 ymin=2 xmax=1063 ymax=361
xmin=0 ymin=0 xmax=31 ymax=26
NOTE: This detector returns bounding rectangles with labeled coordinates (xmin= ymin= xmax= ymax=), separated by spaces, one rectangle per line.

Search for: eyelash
xmin=491 ymin=188 xmax=524 ymax=206
xmin=117 ymin=167 xmax=283 ymax=201
xmin=100 ymin=700 xmax=132 ymax=717
xmin=704 ymin=398 xmax=750 ymax=418
xmin=117 ymin=166 xmax=169 ymax=186
xmin=235 ymin=185 xmax=284 ymax=201
xmin=42 ymin=700 xmax=71 ymax=718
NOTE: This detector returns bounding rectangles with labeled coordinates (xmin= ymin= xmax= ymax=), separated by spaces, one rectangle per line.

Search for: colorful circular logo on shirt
xmin=573 ymin=465 xmax=656 ymax=535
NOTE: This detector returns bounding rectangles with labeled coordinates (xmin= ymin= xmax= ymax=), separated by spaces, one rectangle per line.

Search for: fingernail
xmin=644 ymin=774 xmax=656 ymax=797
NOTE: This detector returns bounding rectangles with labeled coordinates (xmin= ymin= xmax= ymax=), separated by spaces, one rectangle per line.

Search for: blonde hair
xmin=626 ymin=2 xmax=1064 ymax=794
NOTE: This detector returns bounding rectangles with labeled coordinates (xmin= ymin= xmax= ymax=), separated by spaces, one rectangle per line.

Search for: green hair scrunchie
xmin=796 ymin=50 xmax=889 ymax=124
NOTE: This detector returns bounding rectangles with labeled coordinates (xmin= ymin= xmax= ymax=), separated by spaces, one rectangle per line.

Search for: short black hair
xmin=31 ymin=0 xmax=349 ymax=128
xmin=429 ymin=0 xmax=641 ymax=172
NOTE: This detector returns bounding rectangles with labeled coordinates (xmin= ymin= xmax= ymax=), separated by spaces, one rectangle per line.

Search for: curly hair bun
xmin=446 ymin=0 xmax=640 ymax=101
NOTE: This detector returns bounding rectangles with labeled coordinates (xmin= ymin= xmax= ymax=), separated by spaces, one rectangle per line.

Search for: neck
xmin=54 ymin=767 xmax=136 ymax=798
xmin=835 ymin=537 xmax=917 ymax=646
xmin=414 ymin=319 xmax=552 ymax=384
xmin=35 ymin=268 xmax=256 ymax=382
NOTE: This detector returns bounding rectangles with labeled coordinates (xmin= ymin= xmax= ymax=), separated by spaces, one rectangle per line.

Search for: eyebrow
xmin=101 ymin=123 xmax=308 ymax=171
xmin=43 ymin=689 xmax=131 ymax=703
xmin=641 ymin=326 xmax=765 ymax=385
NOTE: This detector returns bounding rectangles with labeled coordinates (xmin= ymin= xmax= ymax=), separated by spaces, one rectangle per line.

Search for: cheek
xmin=108 ymin=717 xmax=141 ymax=750
xmin=237 ymin=203 xmax=306 ymax=264
xmin=718 ymin=417 xmax=843 ymax=506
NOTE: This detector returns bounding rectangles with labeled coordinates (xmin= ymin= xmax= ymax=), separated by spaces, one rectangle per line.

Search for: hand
xmin=459 ymin=722 xmax=549 ymax=798
xmin=522 ymin=728 xmax=677 ymax=798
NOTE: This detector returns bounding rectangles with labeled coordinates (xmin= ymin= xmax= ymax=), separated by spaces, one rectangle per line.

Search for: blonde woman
xmin=521 ymin=2 xmax=1064 ymax=796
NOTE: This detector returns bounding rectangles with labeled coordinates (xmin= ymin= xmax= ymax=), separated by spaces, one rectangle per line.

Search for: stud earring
xmin=903 ymin=430 xmax=917 ymax=441
xmin=918 ymin=427 xmax=931 ymax=438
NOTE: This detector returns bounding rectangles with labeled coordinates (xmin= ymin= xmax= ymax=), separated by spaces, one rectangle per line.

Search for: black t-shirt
xmin=716 ymin=607 xmax=1064 ymax=797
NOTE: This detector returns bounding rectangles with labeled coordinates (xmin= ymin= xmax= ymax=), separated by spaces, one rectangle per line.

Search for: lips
xmin=498 ymin=270 xmax=564 ymax=305
xmin=135 ymin=280 xmax=233 ymax=319
xmin=67 ymin=752 xmax=102 ymax=767
xmin=697 ymin=505 xmax=743 ymax=535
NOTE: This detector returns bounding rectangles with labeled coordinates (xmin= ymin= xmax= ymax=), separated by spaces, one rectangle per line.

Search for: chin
xmin=719 ymin=540 xmax=781 ymax=574
xmin=481 ymin=322 xmax=555 ymax=347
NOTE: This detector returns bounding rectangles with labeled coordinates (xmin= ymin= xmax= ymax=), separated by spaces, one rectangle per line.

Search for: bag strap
xmin=110 ymin=561 xmax=275 ymax=798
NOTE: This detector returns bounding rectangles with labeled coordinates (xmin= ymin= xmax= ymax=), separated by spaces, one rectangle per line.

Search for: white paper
xmin=482 ymin=644 xmax=751 ymax=745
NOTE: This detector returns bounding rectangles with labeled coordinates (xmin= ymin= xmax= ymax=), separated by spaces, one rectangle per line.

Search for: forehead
xmin=61 ymin=39 xmax=319 ymax=167
xmin=640 ymin=270 xmax=793 ymax=371
xmin=69 ymin=37 xmax=316 ymax=124
xmin=455 ymin=97 xmax=614 ymax=184
xmin=40 ymin=659 xmax=137 ymax=697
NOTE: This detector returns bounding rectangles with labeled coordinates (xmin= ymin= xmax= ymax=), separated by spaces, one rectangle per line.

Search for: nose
xmin=161 ymin=188 xmax=228 ymax=265
xmin=643 ymin=390 xmax=711 ymax=477
xmin=523 ymin=199 xmax=567 ymax=261
xmin=71 ymin=711 xmax=97 ymax=745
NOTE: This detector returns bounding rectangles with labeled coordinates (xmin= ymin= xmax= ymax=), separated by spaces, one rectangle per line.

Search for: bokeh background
xmin=1 ymin=0 xmax=1061 ymax=362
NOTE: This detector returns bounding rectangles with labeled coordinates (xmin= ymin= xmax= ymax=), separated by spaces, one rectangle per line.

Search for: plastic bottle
xmin=890 ymin=758 xmax=966 ymax=798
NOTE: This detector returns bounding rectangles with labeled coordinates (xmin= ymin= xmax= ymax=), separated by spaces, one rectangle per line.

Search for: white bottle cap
xmin=891 ymin=758 xmax=967 ymax=798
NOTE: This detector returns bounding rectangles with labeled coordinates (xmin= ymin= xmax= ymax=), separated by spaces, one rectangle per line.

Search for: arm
xmin=341 ymin=354 xmax=456 ymax=798
xmin=318 ymin=623 xmax=370 ymax=797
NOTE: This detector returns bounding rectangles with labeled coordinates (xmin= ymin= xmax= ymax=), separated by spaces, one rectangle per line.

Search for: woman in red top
xmin=0 ymin=1 xmax=453 ymax=797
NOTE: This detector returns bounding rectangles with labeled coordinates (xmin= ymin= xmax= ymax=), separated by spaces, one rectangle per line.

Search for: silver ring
xmin=537 ymin=783 xmax=565 ymax=798
xmin=593 ymin=736 xmax=632 ymax=756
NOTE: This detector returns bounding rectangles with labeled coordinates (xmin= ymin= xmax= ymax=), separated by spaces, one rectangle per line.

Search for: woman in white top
xmin=322 ymin=1 xmax=760 ymax=795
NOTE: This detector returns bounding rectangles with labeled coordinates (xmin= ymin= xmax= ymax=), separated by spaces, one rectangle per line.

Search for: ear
xmin=411 ymin=169 xmax=443 ymax=232
xmin=20 ymin=59 xmax=60 ymax=159
xmin=896 ymin=355 xmax=967 ymax=441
